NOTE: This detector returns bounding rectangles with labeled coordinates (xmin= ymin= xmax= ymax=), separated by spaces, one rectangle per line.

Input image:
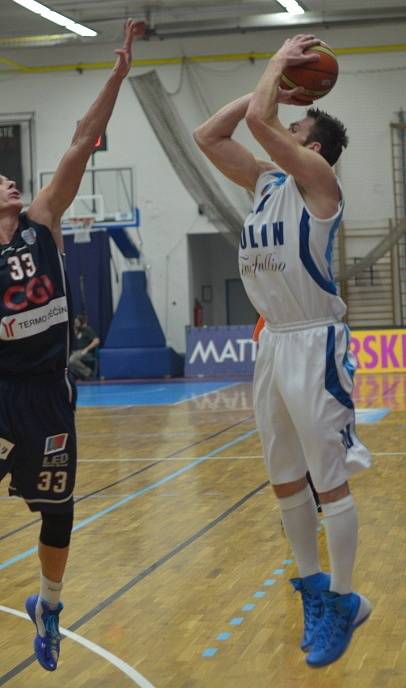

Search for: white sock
xmin=35 ymin=575 xmax=63 ymax=637
xmin=38 ymin=573 xmax=63 ymax=609
xmin=278 ymin=486 xmax=321 ymax=578
xmin=322 ymin=494 xmax=358 ymax=595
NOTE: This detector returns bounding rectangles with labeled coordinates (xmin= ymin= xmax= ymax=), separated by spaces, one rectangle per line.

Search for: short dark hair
xmin=305 ymin=108 xmax=349 ymax=166
xmin=75 ymin=314 xmax=87 ymax=326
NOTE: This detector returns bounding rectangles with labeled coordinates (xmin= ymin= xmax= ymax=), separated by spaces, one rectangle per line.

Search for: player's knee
xmin=40 ymin=510 xmax=74 ymax=548
xmin=277 ymin=484 xmax=313 ymax=511
xmin=319 ymin=494 xmax=355 ymax=517
xmin=318 ymin=481 xmax=350 ymax=505
xmin=272 ymin=476 xmax=308 ymax=500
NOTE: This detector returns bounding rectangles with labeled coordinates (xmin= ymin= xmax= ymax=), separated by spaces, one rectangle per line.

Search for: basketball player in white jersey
xmin=194 ymin=34 xmax=371 ymax=667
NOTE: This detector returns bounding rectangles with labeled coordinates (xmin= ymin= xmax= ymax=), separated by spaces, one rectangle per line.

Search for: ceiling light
xmin=276 ymin=0 xmax=305 ymax=15
xmin=12 ymin=0 xmax=97 ymax=37
xmin=0 ymin=33 xmax=75 ymax=48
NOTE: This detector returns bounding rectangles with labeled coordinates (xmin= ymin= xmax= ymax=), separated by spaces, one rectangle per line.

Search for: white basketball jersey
xmin=239 ymin=170 xmax=346 ymax=326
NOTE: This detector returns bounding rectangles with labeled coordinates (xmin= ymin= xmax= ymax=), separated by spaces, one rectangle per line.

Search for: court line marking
xmin=0 ymin=428 xmax=257 ymax=571
xmin=77 ymin=426 xmax=254 ymax=440
xmin=77 ymin=425 xmax=253 ymax=438
xmin=77 ymin=455 xmax=260 ymax=463
xmin=173 ymin=382 xmax=241 ymax=405
xmin=202 ymin=558 xmax=295 ymax=658
xmin=76 ymin=451 xmax=406 ymax=464
xmin=2 ymin=491 xmax=263 ymax=501
xmin=0 ymin=606 xmax=156 ymax=688
xmin=78 ymin=382 xmax=241 ymax=409
xmin=0 ymin=416 xmax=253 ymax=544
xmin=0 ymin=478 xmax=269 ymax=684
xmin=77 ymin=407 xmax=253 ymax=419
xmin=0 ymin=462 xmax=160 ymax=545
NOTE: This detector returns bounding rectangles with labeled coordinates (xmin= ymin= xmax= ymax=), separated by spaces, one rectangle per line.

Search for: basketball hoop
xmin=67 ymin=216 xmax=95 ymax=244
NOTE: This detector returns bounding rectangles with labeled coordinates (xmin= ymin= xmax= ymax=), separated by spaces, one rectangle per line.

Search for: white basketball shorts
xmin=253 ymin=320 xmax=371 ymax=492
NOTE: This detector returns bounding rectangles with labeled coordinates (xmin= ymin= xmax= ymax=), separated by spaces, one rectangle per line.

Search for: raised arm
xmin=29 ymin=19 xmax=145 ymax=249
xmin=193 ymin=94 xmax=275 ymax=192
xmin=193 ymin=87 xmax=310 ymax=193
xmin=245 ymin=35 xmax=339 ymax=213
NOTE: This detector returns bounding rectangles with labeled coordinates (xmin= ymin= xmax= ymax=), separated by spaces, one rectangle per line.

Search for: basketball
xmin=280 ymin=43 xmax=338 ymax=105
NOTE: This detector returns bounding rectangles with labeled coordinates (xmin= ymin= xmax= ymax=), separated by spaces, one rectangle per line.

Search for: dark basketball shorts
xmin=0 ymin=372 xmax=77 ymax=513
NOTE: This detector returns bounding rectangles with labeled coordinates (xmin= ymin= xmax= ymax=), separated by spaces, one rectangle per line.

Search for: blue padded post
xmin=99 ymin=347 xmax=184 ymax=379
xmin=104 ymin=271 xmax=165 ymax=348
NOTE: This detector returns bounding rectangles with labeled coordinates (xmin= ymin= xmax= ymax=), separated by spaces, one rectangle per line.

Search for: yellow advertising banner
xmin=350 ymin=329 xmax=406 ymax=374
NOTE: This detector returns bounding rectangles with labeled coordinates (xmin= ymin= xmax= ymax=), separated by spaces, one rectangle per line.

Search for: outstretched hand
xmin=113 ymin=19 xmax=145 ymax=79
xmin=274 ymin=34 xmax=321 ymax=67
xmin=277 ymin=86 xmax=312 ymax=106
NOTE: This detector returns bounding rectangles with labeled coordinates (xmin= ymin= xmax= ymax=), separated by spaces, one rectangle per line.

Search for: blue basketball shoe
xmin=290 ymin=572 xmax=330 ymax=651
xmin=306 ymin=590 xmax=372 ymax=667
xmin=25 ymin=595 xmax=63 ymax=671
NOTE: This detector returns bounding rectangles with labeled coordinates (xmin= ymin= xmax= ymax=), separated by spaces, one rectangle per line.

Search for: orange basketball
xmin=280 ymin=44 xmax=338 ymax=105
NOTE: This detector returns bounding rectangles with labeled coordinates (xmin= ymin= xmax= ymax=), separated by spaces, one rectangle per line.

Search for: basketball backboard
xmin=38 ymin=166 xmax=139 ymax=228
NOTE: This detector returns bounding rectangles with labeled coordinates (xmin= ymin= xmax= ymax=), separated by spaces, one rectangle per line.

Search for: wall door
xmin=226 ymin=278 xmax=257 ymax=325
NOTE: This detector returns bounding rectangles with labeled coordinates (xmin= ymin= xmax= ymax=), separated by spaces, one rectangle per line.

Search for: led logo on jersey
xmin=44 ymin=434 xmax=68 ymax=455
xmin=43 ymin=452 xmax=69 ymax=467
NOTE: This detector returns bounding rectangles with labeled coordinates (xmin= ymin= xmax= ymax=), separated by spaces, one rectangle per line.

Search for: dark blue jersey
xmin=0 ymin=213 xmax=72 ymax=376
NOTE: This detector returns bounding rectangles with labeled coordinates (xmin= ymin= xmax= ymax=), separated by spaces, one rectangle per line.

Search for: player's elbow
xmin=193 ymin=126 xmax=209 ymax=150
xmin=71 ymin=128 xmax=98 ymax=154
xmin=246 ymin=108 xmax=267 ymax=135
xmin=246 ymin=110 xmax=280 ymax=150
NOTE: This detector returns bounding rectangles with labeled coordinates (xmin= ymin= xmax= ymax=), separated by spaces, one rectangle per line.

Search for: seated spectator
xmin=69 ymin=315 xmax=100 ymax=380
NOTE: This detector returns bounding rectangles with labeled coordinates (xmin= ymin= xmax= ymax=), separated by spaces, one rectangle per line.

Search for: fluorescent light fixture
xmin=13 ymin=0 xmax=97 ymax=37
xmin=0 ymin=33 xmax=76 ymax=47
xmin=276 ymin=0 xmax=305 ymax=15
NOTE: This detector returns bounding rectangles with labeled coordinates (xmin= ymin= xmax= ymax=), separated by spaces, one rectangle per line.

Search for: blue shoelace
xmin=302 ymin=590 xmax=323 ymax=628
xmin=312 ymin=606 xmax=348 ymax=650
xmin=44 ymin=614 xmax=61 ymax=656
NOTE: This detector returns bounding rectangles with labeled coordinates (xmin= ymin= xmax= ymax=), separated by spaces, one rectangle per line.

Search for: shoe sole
xmin=306 ymin=595 xmax=372 ymax=668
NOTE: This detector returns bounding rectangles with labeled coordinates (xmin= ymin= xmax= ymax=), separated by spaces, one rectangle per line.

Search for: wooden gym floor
xmin=0 ymin=373 xmax=405 ymax=688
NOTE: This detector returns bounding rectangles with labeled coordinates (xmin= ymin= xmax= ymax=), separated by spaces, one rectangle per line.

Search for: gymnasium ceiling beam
xmin=142 ymin=8 xmax=406 ymax=40
xmin=2 ymin=2 xmax=406 ymax=47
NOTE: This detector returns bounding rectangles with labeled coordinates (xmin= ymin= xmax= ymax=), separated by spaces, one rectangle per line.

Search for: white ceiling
xmin=1 ymin=0 xmax=406 ymax=47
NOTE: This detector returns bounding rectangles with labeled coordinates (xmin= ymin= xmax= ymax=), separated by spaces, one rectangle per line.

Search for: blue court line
xmin=202 ymin=559 xmax=297 ymax=658
xmin=77 ymin=381 xmax=240 ymax=408
xmin=355 ymin=408 xmax=390 ymax=424
xmin=202 ymin=558 xmax=296 ymax=657
xmin=0 ymin=428 xmax=257 ymax=571
xmin=202 ymin=648 xmax=218 ymax=657
xmin=241 ymin=603 xmax=256 ymax=612
xmin=217 ymin=632 xmax=232 ymax=641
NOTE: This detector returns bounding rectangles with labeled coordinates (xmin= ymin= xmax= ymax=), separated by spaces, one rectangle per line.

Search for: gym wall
xmin=2 ymin=20 xmax=405 ymax=351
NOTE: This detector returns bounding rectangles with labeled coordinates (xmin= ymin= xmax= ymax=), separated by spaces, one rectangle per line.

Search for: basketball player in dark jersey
xmin=0 ymin=19 xmax=144 ymax=672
